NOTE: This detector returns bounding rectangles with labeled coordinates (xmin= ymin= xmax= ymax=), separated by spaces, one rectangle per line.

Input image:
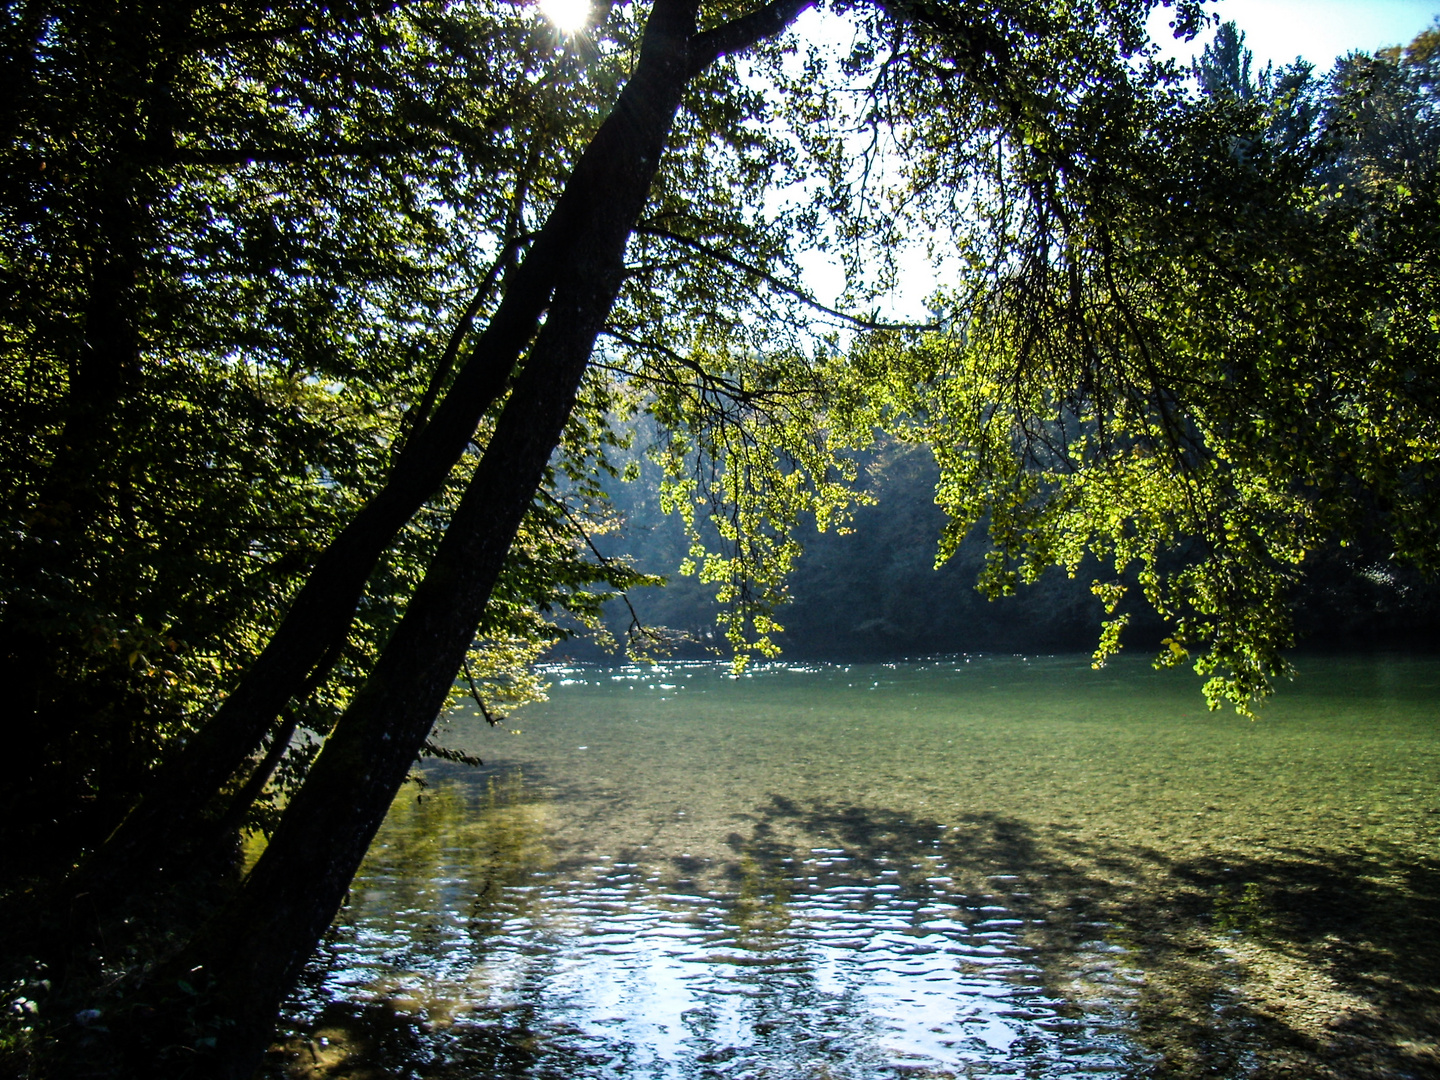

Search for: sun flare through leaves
xmin=540 ymin=0 xmax=591 ymax=33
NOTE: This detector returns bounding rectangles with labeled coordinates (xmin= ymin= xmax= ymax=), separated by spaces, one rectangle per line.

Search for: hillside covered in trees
xmin=596 ymin=435 xmax=1440 ymax=661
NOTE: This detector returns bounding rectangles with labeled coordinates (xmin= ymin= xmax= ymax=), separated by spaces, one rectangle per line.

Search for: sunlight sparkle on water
xmin=540 ymin=0 xmax=590 ymax=32
xmin=279 ymin=657 xmax=1440 ymax=1080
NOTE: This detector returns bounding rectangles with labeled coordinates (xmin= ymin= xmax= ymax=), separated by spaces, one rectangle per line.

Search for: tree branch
xmin=600 ymin=327 xmax=754 ymax=401
xmin=535 ymin=489 xmax=664 ymax=653
xmin=393 ymin=217 xmax=543 ymax=461
xmin=633 ymin=226 xmax=938 ymax=331
xmin=162 ymin=140 xmax=427 ymax=166
xmin=460 ymin=659 xmax=504 ymax=726
xmin=686 ymin=0 xmax=814 ymax=77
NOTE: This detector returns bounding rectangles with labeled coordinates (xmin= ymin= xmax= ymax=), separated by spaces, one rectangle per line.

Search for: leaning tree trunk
xmin=76 ymin=205 xmax=570 ymax=897
xmin=122 ymin=0 xmax=810 ymax=1073
xmin=76 ymin=0 xmax=773 ymax=897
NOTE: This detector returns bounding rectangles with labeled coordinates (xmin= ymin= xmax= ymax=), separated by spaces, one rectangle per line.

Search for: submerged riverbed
xmin=265 ymin=654 xmax=1440 ymax=1079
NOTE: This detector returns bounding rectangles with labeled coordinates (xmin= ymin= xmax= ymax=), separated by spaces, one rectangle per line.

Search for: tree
xmin=0 ymin=0 xmax=647 ymax=872
xmin=838 ymin=19 xmax=1439 ymax=709
xmin=5 ymin=0 xmax=884 ymax=1070
xmin=3 ymin=2 xmax=1436 ymax=1077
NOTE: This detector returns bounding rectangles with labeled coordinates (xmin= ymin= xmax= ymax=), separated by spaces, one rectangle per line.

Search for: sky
xmin=781 ymin=0 xmax=1439 ymax=316
xmin=1148 ymin=0 xmax=1438 ymax=70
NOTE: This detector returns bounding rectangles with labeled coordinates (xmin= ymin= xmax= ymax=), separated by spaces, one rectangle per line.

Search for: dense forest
xmin=593 ymin=434 xmax=1440 ymax=660
xmin=1 ymin=0 xmax=1437 ymax=1074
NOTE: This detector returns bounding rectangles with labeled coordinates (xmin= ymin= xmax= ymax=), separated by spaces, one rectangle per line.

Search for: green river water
xmin=265 ymin=654 xmax=1440 ymax=1080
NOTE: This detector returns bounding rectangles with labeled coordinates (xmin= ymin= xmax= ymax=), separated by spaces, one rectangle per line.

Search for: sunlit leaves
xmin=838 ymin=22 xmax=1439 ymax=715
xmin=0 ymin=0 xmax=655 ymax=846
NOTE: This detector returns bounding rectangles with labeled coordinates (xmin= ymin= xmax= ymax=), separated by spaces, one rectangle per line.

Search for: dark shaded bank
xmin=572 ymin=443 xmax=1440 ymax=664
xmin=258 ymin=778 xmax=1440 ymax=1080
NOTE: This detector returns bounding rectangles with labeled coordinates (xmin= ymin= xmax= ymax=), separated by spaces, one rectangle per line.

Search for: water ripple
xmin=288 ymin=845 xmax=1152 ymax=1079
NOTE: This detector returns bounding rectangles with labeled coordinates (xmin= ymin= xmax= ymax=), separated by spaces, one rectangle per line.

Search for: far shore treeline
xmin=584 ymin=437 xmax=1440 ymax=662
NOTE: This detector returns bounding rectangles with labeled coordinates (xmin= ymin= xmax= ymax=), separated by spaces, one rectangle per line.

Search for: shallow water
xmin=269 ymin=654 xmax=1440 ymax=1079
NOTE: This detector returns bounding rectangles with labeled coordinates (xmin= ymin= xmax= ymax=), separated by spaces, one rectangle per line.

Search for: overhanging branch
xmin=687 ymin=0 xmax=814 ymax=76
xmin=633 ymin=226 xmax=938 ymax=332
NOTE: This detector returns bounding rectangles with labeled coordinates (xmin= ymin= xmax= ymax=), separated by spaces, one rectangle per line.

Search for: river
xmin=263 ymin=653 xmax=1440 ymax=1079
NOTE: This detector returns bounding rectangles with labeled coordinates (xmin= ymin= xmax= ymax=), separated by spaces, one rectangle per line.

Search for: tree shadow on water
xmin=735 ymin=794 xmax=1440 ymax=1080
xmin=263 ymin=787 xmax=1439 ymax=1080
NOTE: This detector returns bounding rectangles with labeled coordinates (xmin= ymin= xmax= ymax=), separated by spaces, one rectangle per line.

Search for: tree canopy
xmin=1 ymin=0 xmax=1436 ymax=1072
xmin=838 ymin=19 xmax=1440 ymax=708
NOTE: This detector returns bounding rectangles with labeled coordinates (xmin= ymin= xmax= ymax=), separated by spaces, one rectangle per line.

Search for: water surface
xmin=267 ymin=654 xmax=1440 ymax=1079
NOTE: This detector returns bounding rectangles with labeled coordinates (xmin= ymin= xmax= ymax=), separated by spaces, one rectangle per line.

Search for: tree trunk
xmin=98 ymin=0 xmax=811 ymax=1069
xmin=77 ymin=0 xmax=728 ymax=895
xmin=138 ymin=2 xmax=703 ymax=1074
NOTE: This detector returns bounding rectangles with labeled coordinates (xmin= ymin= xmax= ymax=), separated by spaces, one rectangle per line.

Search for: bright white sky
xmin=783 ymin=0 xmax=1439 ymax=317
xmin=1149 ymin=0 xmax=1438 ymax=70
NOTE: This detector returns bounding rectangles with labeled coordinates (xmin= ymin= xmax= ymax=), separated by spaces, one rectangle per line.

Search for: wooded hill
xmin=592 ymin=437 xmax=1440 ymax=661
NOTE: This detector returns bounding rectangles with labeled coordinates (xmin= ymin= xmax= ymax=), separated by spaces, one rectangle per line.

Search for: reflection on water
xmin=266 ymin=655 xmax=1440 ymax=1079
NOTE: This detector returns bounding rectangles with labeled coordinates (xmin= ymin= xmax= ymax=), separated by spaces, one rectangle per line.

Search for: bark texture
xmin=155 ymin=2 xmax=704 ymax=1073
xmin=78 ymin=0 xmax=778 ymax=895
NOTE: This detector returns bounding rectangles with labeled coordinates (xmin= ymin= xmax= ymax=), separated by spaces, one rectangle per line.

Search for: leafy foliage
xmin=0 ymin=0 xmax=651 ymax=865
xmin=839 ymin=21 xmax=1440 ymax=712
xmin=2 ymin=0 xmax=1437 ymax=1071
